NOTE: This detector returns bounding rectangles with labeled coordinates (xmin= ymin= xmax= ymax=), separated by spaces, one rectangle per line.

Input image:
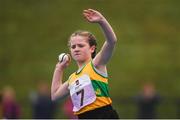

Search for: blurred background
xmin=0 ymin=0 xmax=180 ymax=119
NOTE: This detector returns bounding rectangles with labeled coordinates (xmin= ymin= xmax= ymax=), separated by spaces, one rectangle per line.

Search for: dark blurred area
xmin=134 ymin=82 xmax=161 ymax=119
xmin=29 ymin=81 xmax=57 ymax=119
xmin=0 ymin=0 xmax=180 ymax=118
xmin=1 ymin=86 xmax=21 ymax=119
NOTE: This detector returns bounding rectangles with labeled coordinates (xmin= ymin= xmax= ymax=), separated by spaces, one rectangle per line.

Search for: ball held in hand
xmin=58 ymin=53 xmax=71 ymax=63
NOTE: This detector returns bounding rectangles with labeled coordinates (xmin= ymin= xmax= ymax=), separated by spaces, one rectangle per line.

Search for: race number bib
xmin=69 ymin=74 xmax=96 ymax=112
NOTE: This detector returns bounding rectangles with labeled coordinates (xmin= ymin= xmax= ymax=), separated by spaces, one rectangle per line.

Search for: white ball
xmin=58 ymin=53 xmax=70 ymax=63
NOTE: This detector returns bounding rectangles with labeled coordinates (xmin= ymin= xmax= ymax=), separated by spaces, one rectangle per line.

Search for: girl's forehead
xmin=70 ymin=35 xmax=88 ymax=44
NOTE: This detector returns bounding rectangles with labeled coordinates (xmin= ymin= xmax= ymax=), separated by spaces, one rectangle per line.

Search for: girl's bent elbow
xmin=113 ymin=39 xmax=117 ymax=44
xmin=113 ymin=36 xmax=117 ymax=43
xmin=51 ymin=94 xmax=56 ymax=101
xmin=110 ymin=39 xmax=117 ymax=45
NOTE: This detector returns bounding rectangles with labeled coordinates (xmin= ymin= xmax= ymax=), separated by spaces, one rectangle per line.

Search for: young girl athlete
xmin=51 ymin=8 xmax=119 ymax=119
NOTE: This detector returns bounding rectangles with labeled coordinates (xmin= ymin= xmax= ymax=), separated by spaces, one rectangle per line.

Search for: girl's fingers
xmin=83 ymin=14 xmax=92 ymax=22
xmin=88 ymin=9 xmax=97 ymax=13
xmin=83 ymin=10 xmax=91 ymax=14
xmin=83 ymin=12 xmax=90 ymax=17
xmin=83 ymin=15 xmax=90 ymax=21
xmin=87 ymin=9 xmax=101 ymax=16
xmin=84 ymin=9 xmax=96 ymax=15
xmin=83 ymin=13 xmax=92 ymax=20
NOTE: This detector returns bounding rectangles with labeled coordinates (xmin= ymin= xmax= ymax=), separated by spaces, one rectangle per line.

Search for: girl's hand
xmin=83 ymin=9 xmax=105 ymax=23
xmin=55 ymin=58 xmax=70 ymax=71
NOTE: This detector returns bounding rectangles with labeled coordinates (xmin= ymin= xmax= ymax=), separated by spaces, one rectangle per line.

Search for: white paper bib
xmin=68 ymin=74 xmax=96 ymax=112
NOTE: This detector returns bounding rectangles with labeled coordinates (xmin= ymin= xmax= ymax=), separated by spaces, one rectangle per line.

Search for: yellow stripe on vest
xmin=74 ymin=97 xmax=112 ymax=115
xmin=68 ymin=61 xmax=112 ymax=115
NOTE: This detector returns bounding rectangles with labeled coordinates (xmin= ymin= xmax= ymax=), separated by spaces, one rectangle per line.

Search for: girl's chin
xmin=74 ymin=57 xmax=82 ymax=61
xmin=74 ymin=58 xmax=85 ymax=63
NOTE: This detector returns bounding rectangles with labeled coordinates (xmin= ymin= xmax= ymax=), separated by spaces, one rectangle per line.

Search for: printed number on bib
xmin=76 ymin=89 xmax=84 ymax=106
xmin=69 ymin=74 xmax=96 ymax=112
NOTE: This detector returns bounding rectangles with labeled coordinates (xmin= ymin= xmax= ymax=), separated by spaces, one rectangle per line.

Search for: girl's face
xmin=69 ymin=35 xmax=95 ymax=63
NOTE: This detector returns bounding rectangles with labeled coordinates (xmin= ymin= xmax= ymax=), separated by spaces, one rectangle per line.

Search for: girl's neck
xmin=77 ymin=58 xmax=92 ymax=69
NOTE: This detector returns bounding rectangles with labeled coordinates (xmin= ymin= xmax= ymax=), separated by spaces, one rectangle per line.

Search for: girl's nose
xmin=74 ymin=46 xmax=80 ymax=52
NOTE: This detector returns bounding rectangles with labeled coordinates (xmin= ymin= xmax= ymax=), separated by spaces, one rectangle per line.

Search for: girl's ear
xmin=90 ymin=45 xmax=96 ymax=53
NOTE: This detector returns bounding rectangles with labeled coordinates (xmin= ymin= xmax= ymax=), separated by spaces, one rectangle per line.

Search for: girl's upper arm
xmin=93 ymin=40 xmax=116 ymax=67
xmin=53 ymin=81 xmax=69 ymax=101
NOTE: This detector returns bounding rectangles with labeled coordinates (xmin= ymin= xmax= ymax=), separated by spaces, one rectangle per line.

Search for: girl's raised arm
xmin=83 ymin=9 xmax=117 ymax=68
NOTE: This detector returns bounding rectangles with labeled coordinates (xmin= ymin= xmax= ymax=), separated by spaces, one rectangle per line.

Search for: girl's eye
xmin=71 ymin=45 xmax=76 ymax=49
xmin=71 ymin=44 xmax=85 ymax=49
xmin=78 ymin=44 xmax=84 ymax=48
